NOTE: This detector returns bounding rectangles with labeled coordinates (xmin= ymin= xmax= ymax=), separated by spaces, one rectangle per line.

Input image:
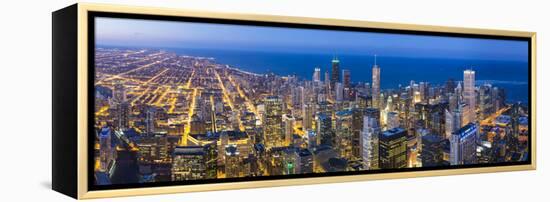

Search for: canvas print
xmin=92 ymin=16 xmax=530 ymax=187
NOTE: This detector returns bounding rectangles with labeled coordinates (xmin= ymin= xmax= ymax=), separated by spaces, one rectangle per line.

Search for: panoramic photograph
xmin=92 ymin=17 xmax=530 ymax=186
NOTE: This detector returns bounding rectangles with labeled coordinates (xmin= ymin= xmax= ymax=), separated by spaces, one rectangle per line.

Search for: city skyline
xmin=92 ymin=18 xmax=530 ymax=187
xmin=93 ymin=47 xmax=529 ymax=186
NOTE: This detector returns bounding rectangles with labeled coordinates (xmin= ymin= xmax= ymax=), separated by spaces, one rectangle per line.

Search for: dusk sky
xmin=95 ymin=17 xmax=528 ymax=61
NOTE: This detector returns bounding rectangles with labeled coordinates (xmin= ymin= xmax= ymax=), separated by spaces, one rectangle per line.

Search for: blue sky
xmin=95 ymin=17 xmax=528 ymax=61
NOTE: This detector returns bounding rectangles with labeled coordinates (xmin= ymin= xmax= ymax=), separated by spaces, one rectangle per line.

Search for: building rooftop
xmin=496 ymin=115 xmax=512 ymax=126
xmin=173 ymin=146 xmax=205 ymax=156
xmin=99 ymin=127 xmax=111 ymax=138
xmin=335 ymin=110 xmax=352 ymax=117
xmin=225 ymin=145 xmax=239 ymax=156
xmin=455 ymin=123 xmax=477 ymax=139
xmin=381 ymin=127 xmax=406 ymax=138
xmin=422 ymin=134 xmax=444 ymax=144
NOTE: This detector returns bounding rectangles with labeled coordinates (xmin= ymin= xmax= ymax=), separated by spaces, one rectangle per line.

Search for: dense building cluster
xmin=93 ymin=48 xmax=529 ymax=185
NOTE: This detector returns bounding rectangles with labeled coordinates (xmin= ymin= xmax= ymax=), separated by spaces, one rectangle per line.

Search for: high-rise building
xmin=335 ymin=110 xmax=354 ymax=160
xmin=307 ymin=130 xmax=318 ymax=150
xmin=137 ymin=132 xmax=168 ymax=164
xmin=419 ymin=82 xmax=429 ymax=102
xmin=362 ymin=115 xmax=380 ymax=170
xmin=291 ymin=86 xmax=304 ymax=110
xmin=463 ymin=70 xmax=476 ymax=123
xmin=460 ymin=103 xmax=470 ymax=128
xmin=479 ymin=84 xmax=493 ymax=119
xmin=448 ymin=92 xmax=458 ymax=112
xmin=372 ymin=55 xmax=381 ymax=108
xmin=421 ymin=134 xmax=445 ymax=167
xmin=342 ymin=69 xmax=351 ymax=89
xmin=172 ymin=146 xmax=208 ymax=180
xmin=364 ymin=107 xmax=381 ymax=126
xmin=298 ymin=149 xmax=314 ymax=174
xmin=302 ymin=103 xmax=314 ymax=131
xmin=313 ymin=67 xmax=321 ymax=83
xmin=145 ymin=106 xmax=156 ymax=134
xmin=98 ymin=127 xmax=112 ymax=172
xmin=225 ymin=144 xmax=242 ymax=178
xmin=283 ymin=114 xmax=295 ymax=146
xmin=264 ymin=96 xmax=284 ymax=148
xmin=324 ymin=70 xmax=330 ymax=91
xmin=387 ymin=111 xmax=399 ymax=129
xmin=110 ymin=148 xmax=139 ymax=184
xmin=450 ymin=123 xmax=478 ymax=165
xmin=203 ymin=143 xmax=218 ymax=179
xmin=331 ymin=56 xmax=340 ymax=92
xmin=266 ymin=147 xmax=300 ymax=175
xmin=316 ymin=112 xmax=334 ymax=147
xmin=445 ymin=78 xmax=456 ymax=94
xmin=335 ymin=82 xmax=344 ymax=101
xmin=492 ymin=87 xmax=506 ymax=112
xmin=444 ymin=108 xmax=462 ymax=139
xmin=379 ymin=127 xmax=408 ymax=169
xmin=113 ymin=81 xmax=127 ymax=103
xmin=190 ymin=114 xmax=206 ymax=135
xmin=415 ymin=102 xmax=446 ymax=136
xmin=351 ymin=108 xmax=364 ymax=160
xmin=117 ymin=101 xmax=130 ymax=130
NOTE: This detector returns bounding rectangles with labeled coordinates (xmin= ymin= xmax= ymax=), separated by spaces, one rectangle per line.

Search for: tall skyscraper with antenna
xmin=372 ymin=55 xmax=381 ymax=108
xmin=331 ymin=56 xmax=340 ymax=93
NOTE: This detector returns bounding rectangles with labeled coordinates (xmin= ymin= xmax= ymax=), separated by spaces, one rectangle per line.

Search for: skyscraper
xmin=117 ymin=101 xmax=130 ymax=130
xmin=171 ymin=146 xmax=208 ymax=180
xmin=145 ymin=106 xmax=156 ymax=134
xmin=225 ymin=144 xmax=242 ymax=178
xmin=335 ymin=110 xmax=353 ymax=160
xmin=351 ymin=108 xmax=364 ymax=160
xmin=364 ymin=107 xmax=381 ymax=126
xmin=479 ymin=84 xmax=493 ymax=119
xmin=324 ymin=70 xmax=330 ymax=89
xmin=113 ymin=80 xmax=127 ymax=103
xmin=450 ymin=123 xmax=478 ymax=165
xmin=331 ymin=56 xmax=340 ymax=93
xmin=342 ymin=69 xmax=351 ymax=89
xmin=379 ymin=127 xmax=408 ymax=169
xmin=298 ymin=149 xmax=314 ymax=174
xmin=419 ymin=82 xmax=429 ymax=102
xmin=317 ymin=112 xmax=334 ymax=147
xmin=335 ymin=82 xmax=344 ymax=101
xmin=307 ymin=130 xmax=318 ymax=150
xmin=98 ymin=127 xmax=112 ymax=172
xmin=362 ymin=116 xmax=380 ymax=170
xmin=387 ymin=111 xmax=399 ymax=129
xmin=492 ymin=87 xmax=506 ymax=112
xmin=302 ymin=103 xmax=314 ymax=131
xmin=190 ymin=114 xmax=205 ymax=135
xmin=463 ymin=69 xmax=476 ymax=123
xmin=282 ymin=114 xmax=295 ymax=146
xmin=264 ymin=96 xmax=284 ymax=148
xmin=313 ymin=67 xmax=321 ymax=83
xmin=444 ymin=108 xmax=462 ymax=139
xmin=372 ymin=55 xmax=381 ymax=108
xmin=421 ymin=134 xmax=445 ymax=167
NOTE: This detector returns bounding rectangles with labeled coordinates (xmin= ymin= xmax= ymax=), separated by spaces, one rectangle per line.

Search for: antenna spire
xmin=374 ymin=54 xmax=378 ymax=66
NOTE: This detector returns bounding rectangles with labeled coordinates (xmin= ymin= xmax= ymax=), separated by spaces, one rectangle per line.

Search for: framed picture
xmin=52 ymin=3 xmax=536 ymax=199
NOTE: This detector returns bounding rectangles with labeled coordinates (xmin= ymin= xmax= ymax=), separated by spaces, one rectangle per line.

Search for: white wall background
xmin=0 ymin=0 xmax=547 ymax=201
